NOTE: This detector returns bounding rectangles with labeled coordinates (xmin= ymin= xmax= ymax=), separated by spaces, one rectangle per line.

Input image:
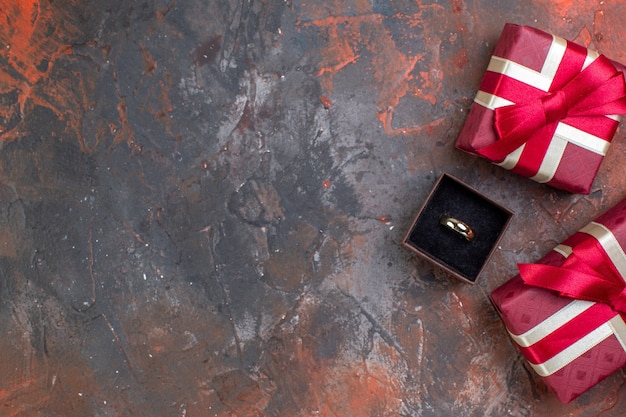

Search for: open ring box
xmin=402 ymin=173 xmax=513 ymax=284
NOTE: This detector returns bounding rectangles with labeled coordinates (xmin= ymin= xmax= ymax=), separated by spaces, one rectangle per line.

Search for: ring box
xmin=402 ymin=173 xmax=513 ymax=284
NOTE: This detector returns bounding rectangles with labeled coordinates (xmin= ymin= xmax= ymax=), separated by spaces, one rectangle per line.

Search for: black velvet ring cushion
xmin=403 ymin=173 xmax=513 ymax=283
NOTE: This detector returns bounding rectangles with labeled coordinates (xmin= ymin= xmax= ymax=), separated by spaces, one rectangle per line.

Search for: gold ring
xmin=440 ymin=215 xmax=475 ymax=241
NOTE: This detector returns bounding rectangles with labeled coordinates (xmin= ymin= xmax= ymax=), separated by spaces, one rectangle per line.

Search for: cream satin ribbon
xmin=507 ymin=221 xmax=626 ymax=377
xmin=473 ymin=35 xmax=616 ymax=184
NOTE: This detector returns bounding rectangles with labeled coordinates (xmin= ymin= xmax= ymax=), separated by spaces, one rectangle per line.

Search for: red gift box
xmin=491 ymin=198 xmax=626 ymax=403
xmin=456 ymin=23 xmax=626 ymax=194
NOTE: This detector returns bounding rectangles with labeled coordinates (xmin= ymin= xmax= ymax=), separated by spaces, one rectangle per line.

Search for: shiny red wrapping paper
xmin=491 ymin=198 xmax=626 ymax=403
xmin=456 ymin=23 xmax=626 ymax=194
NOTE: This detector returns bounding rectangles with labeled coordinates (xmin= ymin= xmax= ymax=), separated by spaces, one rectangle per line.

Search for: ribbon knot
xmin=478 ymin=54 xmax=626 ymax=161
xmin=541 ymin=90 xmax=568 ymax=123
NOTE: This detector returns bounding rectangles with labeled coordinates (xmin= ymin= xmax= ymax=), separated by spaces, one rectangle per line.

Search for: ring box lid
xmin=402 ymin=173 xmax=513 ymax=284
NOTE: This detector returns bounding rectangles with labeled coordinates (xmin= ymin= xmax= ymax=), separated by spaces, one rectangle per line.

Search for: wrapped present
xmin=491 ymin=198 xmax=626 ymax=402
xmin=456 ymin=23 xmax=626 ymax=194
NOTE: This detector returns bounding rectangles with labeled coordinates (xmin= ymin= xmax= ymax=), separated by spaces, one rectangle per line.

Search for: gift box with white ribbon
xmin=456 ymin=23 xmax=626 ymax=194
xmin=491 ymin=198 xmax=626 ymax=402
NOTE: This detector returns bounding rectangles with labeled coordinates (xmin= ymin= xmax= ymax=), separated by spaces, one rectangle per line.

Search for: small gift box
xmin=456 ymin=23 xmax=626 ymax=194
xmin=402 ymin=173 xmax=513 ymax=284
xmin=491 ymin=198 xmax=626 ymax=402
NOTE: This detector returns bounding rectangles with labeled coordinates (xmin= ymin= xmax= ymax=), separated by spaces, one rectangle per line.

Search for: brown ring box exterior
xmin=402 ymin=173 xmax=514 ymax=284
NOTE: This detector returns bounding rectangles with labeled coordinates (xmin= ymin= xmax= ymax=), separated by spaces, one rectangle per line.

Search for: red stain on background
xmin=320 ymin=95 xmax=333 ymax=108
xmin=299 ymin=2 xmax=446 ymax=136
xmin=0 ymin=300 xmax=100 ymax=417
xmin=1 ymin=1 xmax=55 ymax=85
xmin=265 ymin=329 xmax=404 ymax=415
xmin=451 ymin=0 xmax=464 ymax=14
xmin=538 ymin=0 xmax=579 ymax=17
xmin=454 ymin=48 xmax=469 ymax=70
xmin=113 ymin=101 xmax=136 ymax=148
xmin=141 ymin=44 xmax=158 ymax=76
xmin=0 ymin=0 xmax=168 ymax=153
xmin=0 ymin=0 xmax=89 ymax=146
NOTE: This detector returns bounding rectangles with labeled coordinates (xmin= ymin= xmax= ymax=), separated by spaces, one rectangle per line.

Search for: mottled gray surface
xmin=2 ymin=0 xmax=626 ymax=416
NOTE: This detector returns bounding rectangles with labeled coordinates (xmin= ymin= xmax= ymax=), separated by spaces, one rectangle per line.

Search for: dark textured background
xmin=2 ymin=0 xmax=626 ymax=416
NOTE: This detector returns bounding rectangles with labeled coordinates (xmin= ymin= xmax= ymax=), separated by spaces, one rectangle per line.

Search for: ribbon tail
xmin=477 ymin=104 xmax=548 ymax=161
xmin=573 ymin=98 xmax=626 ymax=117
xmin=518 ymin=263 xmax=625 ymax=306
xmin=570 ymin=74 xmax=626 ymax=116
